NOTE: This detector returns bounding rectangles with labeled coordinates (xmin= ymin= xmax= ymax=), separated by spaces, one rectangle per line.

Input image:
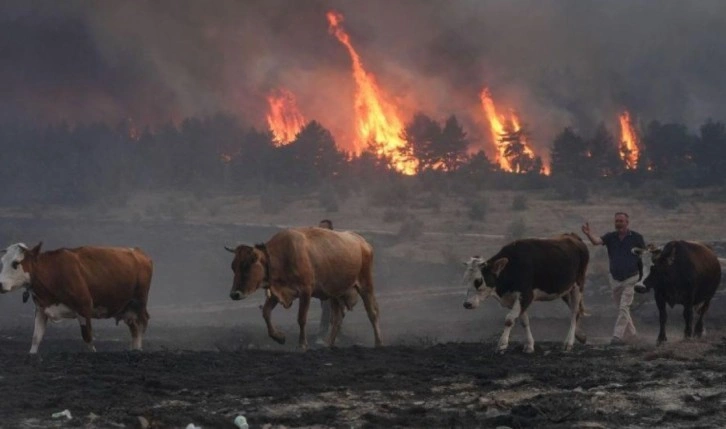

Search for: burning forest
xmin=0 ymin=1 xmax=724 ymax=201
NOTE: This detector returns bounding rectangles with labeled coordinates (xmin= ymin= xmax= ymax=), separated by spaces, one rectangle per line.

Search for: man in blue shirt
xmin=582 ymin=212 xmax=646 ymax=345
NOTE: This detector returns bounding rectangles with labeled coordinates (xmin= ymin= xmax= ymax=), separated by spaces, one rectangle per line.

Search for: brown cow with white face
xmin=226 ymin=227 xmax=381 ymax=350
xmin=0 ymin=242 xmax=153 ymax=354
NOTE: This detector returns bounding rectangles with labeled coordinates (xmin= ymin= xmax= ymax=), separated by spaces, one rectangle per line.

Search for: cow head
xmin=462 ymin=256 xmax=508 ymax=309
xmin=0 ymin=242 xmax=41 ymax=293
xmin=226 ymin=244 xmax=268 ymax=301
xmin=632 ymin=243 xmax=674 ymax=292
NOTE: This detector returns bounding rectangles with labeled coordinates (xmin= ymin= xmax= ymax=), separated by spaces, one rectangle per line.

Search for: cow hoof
xmin=25 ymin=354 xmax=43 ymax=366
xmin=656 ymin=339 xmax=667 ymax=347
xmin=523 ymin=345 xmax=534 ymax=354
xmin=271 ymin=333 xmax=286 ymax=345
xmin=496 ymin=347 xmax=508 ymax=355
xmin=575 ymin=332 xmax=587 ymax=344
xmin=299 ymin=343 xmax=308 ymax=352
xmin=125 ymin=350 xmax=143 ymax=363
xmin=563 ymin=344 xmax=573 ymax=352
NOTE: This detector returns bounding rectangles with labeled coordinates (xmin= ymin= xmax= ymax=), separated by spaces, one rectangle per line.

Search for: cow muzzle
xmin=463 ymin=295 xmax=480 ymax=309
xmin=230 ymin=291 xmax=245 ymax=301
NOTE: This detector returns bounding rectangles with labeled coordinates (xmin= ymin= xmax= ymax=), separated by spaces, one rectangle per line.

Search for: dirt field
xmin=2 ymin=299 xmax=726 ymax=429
xmin=0 ymin=191 xmax=725 ymax=428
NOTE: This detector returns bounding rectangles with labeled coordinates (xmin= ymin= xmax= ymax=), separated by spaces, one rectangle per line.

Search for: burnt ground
xmin=0 ymin=219 xmax=724 ymax=428
xmin=2 ymin=320 xmax=726 ymax=429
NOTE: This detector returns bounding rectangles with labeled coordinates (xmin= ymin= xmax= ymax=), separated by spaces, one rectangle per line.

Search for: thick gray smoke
xmin=2 ymin=0 xmax=726 ymax=152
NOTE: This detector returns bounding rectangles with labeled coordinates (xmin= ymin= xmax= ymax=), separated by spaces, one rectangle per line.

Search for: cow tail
xmin=578 ymin=244 xmax=590 ymax=317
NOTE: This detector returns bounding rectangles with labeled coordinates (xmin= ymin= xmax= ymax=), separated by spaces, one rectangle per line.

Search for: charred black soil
xmin=2 ymin=327 xmax=726 ymax=429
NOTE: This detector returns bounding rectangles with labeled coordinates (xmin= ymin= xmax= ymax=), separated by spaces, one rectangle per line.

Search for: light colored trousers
xmin=610 ymin=274 xmax=638 ymax=339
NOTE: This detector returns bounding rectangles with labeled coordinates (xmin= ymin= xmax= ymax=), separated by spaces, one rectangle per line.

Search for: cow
xmin=0 ymin=242 xmax=153 ymax=354
xmin=226 ymin=227 xmax=381 ymax=350
xmin=632 ymin=241 xmax=721 ymax=345
xmin=462 ymin=233 xmax=589 ymax=353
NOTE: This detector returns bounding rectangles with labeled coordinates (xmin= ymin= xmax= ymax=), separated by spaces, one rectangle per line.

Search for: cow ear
xmin=491 ymin=257 xmax=508 ymax=276
xmin=30 ymin=242 xmax=42 ymax=256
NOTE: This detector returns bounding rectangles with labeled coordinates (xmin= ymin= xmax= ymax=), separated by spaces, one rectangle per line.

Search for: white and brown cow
xmin=462 ymin=233 xmax=589 ymax=353
xmin=226 ymin=227 xmax=381 ymax=350
xmin=0 ymin=243 xmax=153 ymax=354
xmin=632 ymin=241 xmax=721 ymax=345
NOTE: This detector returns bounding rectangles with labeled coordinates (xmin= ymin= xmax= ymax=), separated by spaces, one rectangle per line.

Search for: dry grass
xmin=4 ymin=188 xmax=724 ymax=264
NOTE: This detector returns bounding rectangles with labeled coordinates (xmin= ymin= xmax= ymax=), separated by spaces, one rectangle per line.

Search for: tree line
xmin=0 ymin=113 xmax=724 ymax=206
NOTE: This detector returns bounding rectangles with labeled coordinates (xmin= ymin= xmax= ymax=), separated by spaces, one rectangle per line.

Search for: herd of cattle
xmin=0 ymin=227 xmax=722 ymax=354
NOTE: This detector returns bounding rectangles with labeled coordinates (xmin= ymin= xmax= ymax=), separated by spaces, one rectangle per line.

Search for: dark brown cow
xmin=0 ymin=242 xmax=153 ymax=354
xmin=633 ymin=241 xmax=722 ymax=345
xmin=226 ymin=227 xmax=381 ymax=349
xmin=462 ymin=233 xmax=589 ymax=353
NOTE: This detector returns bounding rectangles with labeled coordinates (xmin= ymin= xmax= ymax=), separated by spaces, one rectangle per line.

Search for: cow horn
xmin=224 ymin=246 xmax=236 ymax=253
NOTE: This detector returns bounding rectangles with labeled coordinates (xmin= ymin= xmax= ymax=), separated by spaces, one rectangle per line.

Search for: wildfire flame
xmin=124 ymin=117 xmax=140 ymax=141
xmin=479 ymin=88 xmax=546 ymax=174
xmin=327 ymin=10 xmax=416 ymax=175
xmin=266 ymin=88 xmax=306 ymax=145
xmin=618 ymin=111 xmax=639 ymax=169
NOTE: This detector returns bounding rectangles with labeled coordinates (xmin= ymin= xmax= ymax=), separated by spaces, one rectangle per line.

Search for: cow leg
xmin=67 ymin=288 xmax=96 ymax=352
xmin=125 ymin=319 xmax=142 ymax=351
xmin=519 ymin=312 xmax=535 ymax=353
xmin=316 ymin=299 xmax=332 ymax=345
xmin=655 ymin=294 xmax=668 ymax=345
xmin=78 ymin=316 xmax=96 ymax=352
xmin=359 ymin=287 xmax=383 ymax=347
xmin=326 ymin=298 xmax=344 ymax=347
xmin=498 ymin=296 xmax=521 ymax=353
xmin=262 ymin=296 xmax=285 ymax=344
xmin=695 ymin=300 xmax=710 ymax=338
xmin=562 ymin=294 xmax=587 ymax=344
xmin=564 ymin=286 xmax=581 ymax=352
xmin=682 ymin=299 xmax=694 ymax=339
xmin=29 ymin=308 xmax=48 ymax=355
xmin=297 ymin=293 xmax=311 ymax=351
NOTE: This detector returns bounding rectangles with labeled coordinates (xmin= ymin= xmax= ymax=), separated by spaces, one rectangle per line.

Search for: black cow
xmin=462 ymin=233 xmax=589 ymax=353
xmin=633 ymin=241 xmax=722 ymax=345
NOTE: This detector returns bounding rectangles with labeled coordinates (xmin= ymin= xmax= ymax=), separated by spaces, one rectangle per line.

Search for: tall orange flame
xmin=618 ymin=111 xmax=639 ymax=169
xmin=327 ymin=11 xmax=415 ymax=175
xmin=266 ymin=88 xmax=306 ymax=145
xmin=479 ymin=88 xmax=545 ymax=174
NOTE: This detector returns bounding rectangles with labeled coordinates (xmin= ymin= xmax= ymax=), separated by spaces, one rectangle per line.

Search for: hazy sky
xmin=2 ymin=0 xmax=725 ymax=154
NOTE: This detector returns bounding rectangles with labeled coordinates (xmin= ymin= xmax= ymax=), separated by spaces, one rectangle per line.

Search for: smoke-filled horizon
xmin=2 ymin=0 xmax=726 ymax=157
